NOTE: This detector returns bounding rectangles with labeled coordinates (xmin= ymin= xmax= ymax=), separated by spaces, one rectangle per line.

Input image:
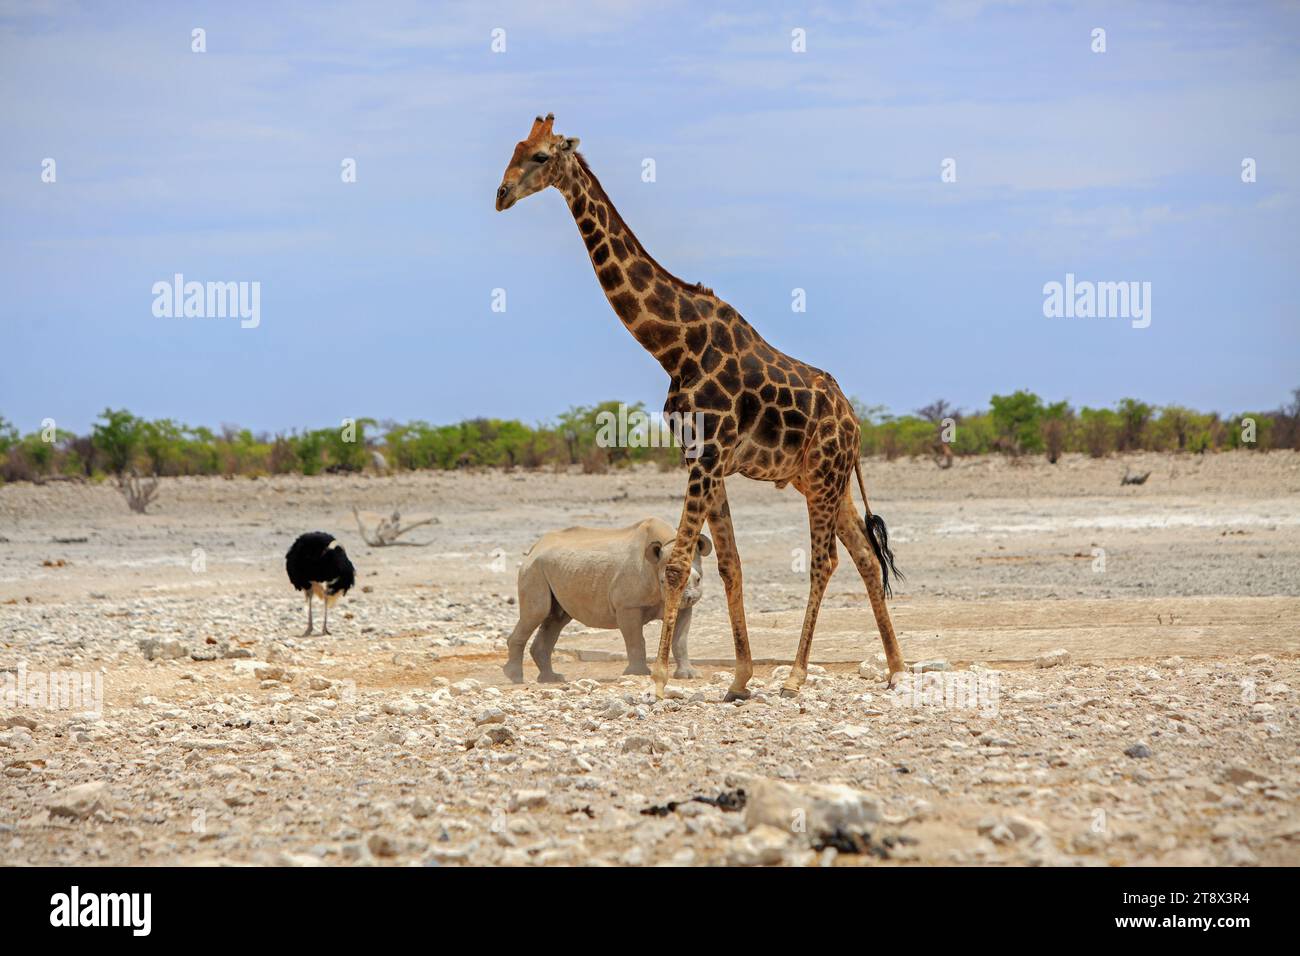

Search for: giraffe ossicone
xmin=496 ymin=114 xmax=907 ymax=700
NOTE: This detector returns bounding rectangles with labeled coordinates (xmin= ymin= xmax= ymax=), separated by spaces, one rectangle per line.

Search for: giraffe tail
xmin=854 ymin=458 xmax=901 ymax=598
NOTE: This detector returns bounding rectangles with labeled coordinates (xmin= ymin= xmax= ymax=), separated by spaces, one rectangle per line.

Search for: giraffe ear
xmin=561 ymin=137 xmax=580 ymax=151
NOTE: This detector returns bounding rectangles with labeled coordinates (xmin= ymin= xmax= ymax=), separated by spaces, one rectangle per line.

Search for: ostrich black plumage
xmin=285 ymin=532 xmax=355 ymax=635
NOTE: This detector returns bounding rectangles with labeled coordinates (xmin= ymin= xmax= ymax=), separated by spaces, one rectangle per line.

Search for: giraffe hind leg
xmin=835 ymin=495 xmax=906 ymax=676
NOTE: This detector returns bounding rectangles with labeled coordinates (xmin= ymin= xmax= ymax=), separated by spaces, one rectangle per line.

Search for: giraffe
xmin=495 ymin=114 xmax=907 ymax=699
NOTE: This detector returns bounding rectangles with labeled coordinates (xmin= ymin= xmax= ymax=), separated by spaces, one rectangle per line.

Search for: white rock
xmin=727 ymin=824 xmax=793 ymax=866
xmin=508 ymin=789 xmax=548 ymax=811
xmin=857 ymin=660 xmax=888 ymax=682
xmin=739 ymin=777 xmax=880 ymax=843
xmin=174 ymin=737 xmax=235 ymax=750
xmin=829 ymin=724 xmax=873 ymax=741
xmin=48 ymin=781 xmax=109 ymax=820
xmin=1035 ymin=648 xmax=1071 ymax=669
xmin=139 ymin=637 xmax=187 ymax=661
xmin=1224 ymin=842 xmax=1258 ymax=866
xmin=977 ymin=815 xmax=1046 ymax=844
xmin=622 ymin=734 xmax=672 ymax=754
xmin=383 ymin=698 xmax=420 ymax=717
xmin=449 ymin=679 xmax=482 ymax=697
xmin=599 ymin=698 xmax=630 ymax=720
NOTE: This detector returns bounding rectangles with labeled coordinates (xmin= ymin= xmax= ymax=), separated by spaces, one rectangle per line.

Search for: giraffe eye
xmin=532 ymin=152 xmax=550 ymax=163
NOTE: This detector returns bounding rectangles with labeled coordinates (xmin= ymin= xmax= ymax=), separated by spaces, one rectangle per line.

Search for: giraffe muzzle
xmin=495 ymin=185 xmax=515 ymax=211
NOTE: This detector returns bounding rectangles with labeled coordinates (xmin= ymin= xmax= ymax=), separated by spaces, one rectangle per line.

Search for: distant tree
xmin=1116 ymin=398 xmax=1153 ymax=452
xmin=989 ymin=390 xmax=1045 ymax=454
xmin=92 ymin=408 xmax=143 ymax=475
xmin=1271 ymin=388 xmax=1300 ymax=451
xmin=0 ymin=417 xmax=17 ymax=454
xmin=1040 ymin=400 xmax=1074 ymax=463
xmin=915 ymin=399 xmax=957 ymax=424
xmin=140 ymin=418 xmax=185 ymax=475
xmin=850 ymin=397 xmax=889 ymax=426
xmin=1078 ymin=407 xmax=1118 ymax=458
xmin=293 ymin=429 xmax=327 ymax=476
xmin=268 ymin=435 xmax=297 ymax=474
xmin=325 ymin=417 xmax=375 ymax=472
xmin=1155 ymin=405 xmax=1195 ymax=451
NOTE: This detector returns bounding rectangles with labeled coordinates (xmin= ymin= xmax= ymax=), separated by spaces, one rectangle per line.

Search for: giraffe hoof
xmin=779 ymin=688 xmax=801 ymax=699
xmin=722 ymin=688 xmax=751 ymax=703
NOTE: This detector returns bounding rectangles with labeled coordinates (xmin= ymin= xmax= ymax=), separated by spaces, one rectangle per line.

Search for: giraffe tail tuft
xmin=864 ymin=511 xmax=901 ymax=599
xmin=854 ymin=457 xmax=901 ymax=598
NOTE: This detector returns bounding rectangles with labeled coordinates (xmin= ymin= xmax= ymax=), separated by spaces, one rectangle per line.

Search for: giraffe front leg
xmin=652 ymin=465 xmax=718 ymax=699
xmin=706 ymin=490 xmax=753 ymax=702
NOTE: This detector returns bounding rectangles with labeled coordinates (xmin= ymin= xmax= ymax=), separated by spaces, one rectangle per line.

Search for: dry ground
xmin=1 ymin=451 xmax=1297 ymax=866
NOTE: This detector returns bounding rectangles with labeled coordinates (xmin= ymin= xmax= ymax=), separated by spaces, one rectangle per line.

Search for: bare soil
xmin=1 ymin=451 xmax=1297 ymax=866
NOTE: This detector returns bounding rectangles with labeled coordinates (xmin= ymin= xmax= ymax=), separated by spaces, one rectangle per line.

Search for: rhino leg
xmin=530 ymin=605 xmax=572 ymax=683
xmin=504 ymin=568 xmax=551 ymax=683
xmin=618 ymin=609 xmax=650 ymax=675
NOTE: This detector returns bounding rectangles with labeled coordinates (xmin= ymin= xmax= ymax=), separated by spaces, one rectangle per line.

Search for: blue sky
xmin=2 ymin=0 xmax=1297 ymax=434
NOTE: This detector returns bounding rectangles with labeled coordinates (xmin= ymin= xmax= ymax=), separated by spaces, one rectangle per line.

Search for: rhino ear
xmin=696 ymin=534 xmax=713 ymax=557
xmin=645 ymin=540 xmax=664 ymax=563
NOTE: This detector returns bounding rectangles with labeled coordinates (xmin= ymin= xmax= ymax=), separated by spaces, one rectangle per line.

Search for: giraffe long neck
xmin=557 ymin=156 xmax=712 ymax=375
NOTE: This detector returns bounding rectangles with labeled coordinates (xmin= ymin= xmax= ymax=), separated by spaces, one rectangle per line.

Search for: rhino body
xmin=503 ymin=518 xmax=711 ymax=684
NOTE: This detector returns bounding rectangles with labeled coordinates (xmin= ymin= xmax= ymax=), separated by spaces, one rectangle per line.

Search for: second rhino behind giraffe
xmin=503 ymin=518 xmax=712 ymax=684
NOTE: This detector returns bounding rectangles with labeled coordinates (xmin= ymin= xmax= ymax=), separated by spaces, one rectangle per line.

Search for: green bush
xmin=2 ymin=387 xmax=1298 ymax=482
xmin=990 ymin=390 xmax=1045 ymax=454
xmin=1040 ymin=401 xmax=1074 ymax=463
xmin=92 ymin=408 xmax=142 ymax=475
xmin=0 ymin=417 xmax=17 ymax=455
xmin=1078 ymin=407 xmax=1117 ymax=458
xmin=292 ymin=430 xmax=328 ymax=476
xmin=1227 ymin=413 xmax=1273 ymax=450
xmin=951 ymin=413 xmax=995 ymax=455
xmin=1116 ymin=398 xmax=1154 ymax=452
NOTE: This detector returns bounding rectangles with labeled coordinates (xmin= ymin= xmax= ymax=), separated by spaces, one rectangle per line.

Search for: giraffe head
xmin=495 ymin=113 xmax=581 ymax=211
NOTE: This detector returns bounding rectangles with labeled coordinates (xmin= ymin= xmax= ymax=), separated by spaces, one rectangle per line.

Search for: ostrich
xmin=285 ymin=532 xmax=355 ymax=635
